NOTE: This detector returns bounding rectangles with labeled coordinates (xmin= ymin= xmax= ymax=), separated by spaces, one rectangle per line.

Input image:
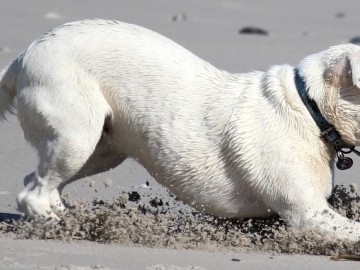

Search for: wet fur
xmin=1 ymin=19 xmax=360 ymax=241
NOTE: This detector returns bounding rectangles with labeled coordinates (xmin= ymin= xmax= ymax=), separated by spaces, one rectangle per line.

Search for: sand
xmin=1 ymin=0 xmax=360 ymax=269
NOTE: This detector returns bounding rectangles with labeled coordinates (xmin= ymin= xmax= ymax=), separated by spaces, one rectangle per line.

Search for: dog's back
xmin=3 ymin=20 xmax=268 ymax=218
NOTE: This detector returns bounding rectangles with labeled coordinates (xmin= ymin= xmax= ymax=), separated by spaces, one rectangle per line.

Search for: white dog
xmin=1 ymin=19 xmax=360 ymax=241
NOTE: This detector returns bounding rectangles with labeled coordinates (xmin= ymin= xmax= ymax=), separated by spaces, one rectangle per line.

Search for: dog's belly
xmin=120 ymin=139 xmax=270 ymax=218
xmin=102 ymin=85 xmax=270 ymax=218
xmin=156 ymin=171 xmax=270 ymax=218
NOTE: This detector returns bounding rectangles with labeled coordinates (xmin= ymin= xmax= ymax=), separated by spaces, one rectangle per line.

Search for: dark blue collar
xmin=294 ymin=68 xmax=360 ymax=170
xmin=294 ymin=68 xmax=345 ymax=148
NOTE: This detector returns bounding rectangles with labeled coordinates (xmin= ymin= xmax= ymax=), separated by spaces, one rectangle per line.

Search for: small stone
xmin=89 ymin=180 xmax=96 ymax=188
xmin=150 ymin=197 xmax=164 ymax=207
xmin=172 ymin=13 xmax=187 ymax=22
xmin=117 ymin=194 xmax=129 ymax=205
xmin=128 ymin=191 xmax=141 ymax=202
xmin=349 ymin=37 xmax=360 ymax=44
xmin=231 ymin=258 xmax=241 ymax=262
xmin=45 ymin=12 xmax=62 ymax=20
xmin=103 ymin=178 xmax=113 ymax=188
xmin=239 ymin=27 xmax=268 ymax=35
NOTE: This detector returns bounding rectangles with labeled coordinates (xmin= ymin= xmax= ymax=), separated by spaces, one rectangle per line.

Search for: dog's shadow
xmin=0 ymin=212 xmax=25 ymax=224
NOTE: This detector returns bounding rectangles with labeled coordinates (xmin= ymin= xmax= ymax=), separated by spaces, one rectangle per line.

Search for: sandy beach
xmin=1 ymin=0 xmax=360 ymax=269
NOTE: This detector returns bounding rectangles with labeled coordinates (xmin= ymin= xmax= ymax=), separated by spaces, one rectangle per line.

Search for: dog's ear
xmin=331 ymin=52 xmax=360 ymax=88
xmin=349 ymin=51 xmax=360 ymax=88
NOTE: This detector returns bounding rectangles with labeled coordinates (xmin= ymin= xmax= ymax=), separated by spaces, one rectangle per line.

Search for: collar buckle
xmin=320 ymin=127 xmax=334 ymax=137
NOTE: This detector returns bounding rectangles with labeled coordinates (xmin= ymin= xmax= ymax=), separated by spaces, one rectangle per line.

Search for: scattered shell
xmin=45 ymin=12 xmax=62 ymax=20
xmin=89 ymin=181 xmax=96 ymax=188
xmin=350 ymin=182 xmax=358 ymax=193
xmin=0 ymin=46 xmax=11 ymax=53
xmin=103 ymin=179 xmax=113 ymax=188
xmin=131 ymin=181 xmax=151 ymax=189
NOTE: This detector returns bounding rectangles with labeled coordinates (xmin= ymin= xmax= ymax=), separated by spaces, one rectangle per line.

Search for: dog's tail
xmin=0 ymin=61 xmax=17 ymax=121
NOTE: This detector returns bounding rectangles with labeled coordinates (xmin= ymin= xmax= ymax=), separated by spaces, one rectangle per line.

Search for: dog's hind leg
xmin=54 ymin=152 xmax=126 ymax=214
xmin=16 ymin=83 xmax=112 ymax=220
xmin=16 ymin=119 xmax=106 ymax=220
xmin=22 ymin=116 xmax=127 ymax=214
xmin=22 ymin=171 xmax=66 ymax=215
xmin=57 ymin=116 xmax=127 ymax=194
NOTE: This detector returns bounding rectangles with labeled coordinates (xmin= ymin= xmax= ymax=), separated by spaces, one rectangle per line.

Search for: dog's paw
xmin=16 ymin=188 xmax=60 ymax=221
xmin=50 ymin=188 xmax=66 ymax=214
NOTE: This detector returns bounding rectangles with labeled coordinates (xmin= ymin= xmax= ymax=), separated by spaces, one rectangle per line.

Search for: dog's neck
xmin=294 ymin=68 xmax=360 ymax=170
xmin=294 ymin=68 xmax=345 ymax=147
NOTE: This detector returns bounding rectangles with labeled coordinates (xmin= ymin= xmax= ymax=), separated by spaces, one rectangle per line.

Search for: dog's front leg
xmin=268 ymin=188 xmax=360 ymax=241
xmin=290 ymin=202 xmax=360 ymax=241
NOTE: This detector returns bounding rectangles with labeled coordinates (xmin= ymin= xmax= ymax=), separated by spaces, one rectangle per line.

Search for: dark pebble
xmin=349 ymin=37 xmax=360 ymax=44
xmin=239 ymin=27 xmax=268 ymax=35
xmin=231 ymin=258 xmax=241 ymax=262
xmin=150 ymin=197 xmax=164 ymax=207
xmin=128 ymin=191 xmax=141 ymax=202
xmin=336 ymin=12 xmax=345 ymax=18
xmin=172 ymin=13 xmax=187 ymax=22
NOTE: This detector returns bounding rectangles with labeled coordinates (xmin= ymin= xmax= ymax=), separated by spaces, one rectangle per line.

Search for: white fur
xmin=1 ymin=19 xmax=360 ymax=240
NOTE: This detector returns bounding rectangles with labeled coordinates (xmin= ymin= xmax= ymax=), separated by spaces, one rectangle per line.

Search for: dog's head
xmin=298 ymin=44 xmax=360 ymax=145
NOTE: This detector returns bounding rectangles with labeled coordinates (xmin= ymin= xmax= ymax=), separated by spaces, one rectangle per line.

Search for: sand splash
xmin=1 ymin=184 xmax=360 ymax=256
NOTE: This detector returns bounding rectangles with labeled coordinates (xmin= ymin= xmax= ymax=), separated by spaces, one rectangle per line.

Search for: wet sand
xmin=1 ymin=0 xmax=360 ymax=269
